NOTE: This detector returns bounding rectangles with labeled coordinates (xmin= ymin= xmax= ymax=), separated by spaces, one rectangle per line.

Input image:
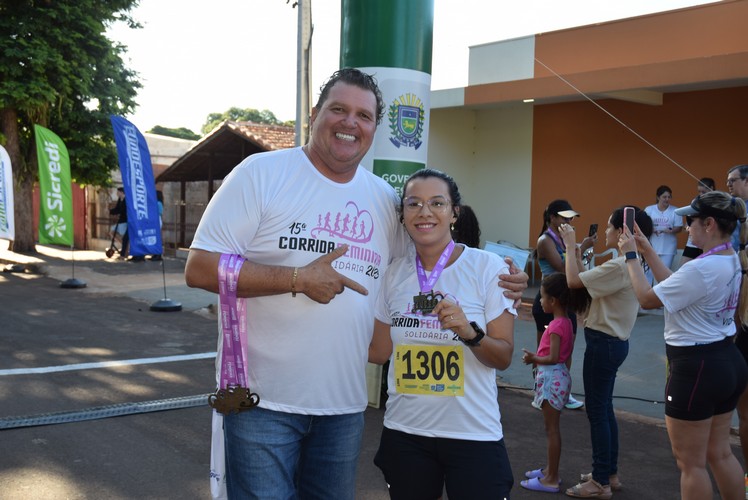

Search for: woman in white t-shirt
xmin=619 ymin=191 xmax=748 ymax=500
xmin=644 ymin=185 xmax=683 ymax=280
xmin=369 ymin=168 xmax=516 ymax=499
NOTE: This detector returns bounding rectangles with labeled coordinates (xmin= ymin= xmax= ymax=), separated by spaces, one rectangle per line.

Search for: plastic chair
xmin=496 ymin=240 xmax=537 ymax=284
xmin=585 ymin=248 xmax=618 ymax=269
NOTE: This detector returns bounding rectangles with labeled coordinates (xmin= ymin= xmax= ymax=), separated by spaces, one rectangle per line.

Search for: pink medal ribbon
xmin=696 ymin=242 xmax=732 ymax=259
xmin=416 ymin=240 xmax=456 ymax=292
xmin=546 ymin=228 xmax=565 ymax=250
xmin=208 ymin=254 xmax=259 ymax=415
xmin=218 ymin=254 xmax=248 ymax=388
xmin=412 ymin=241 xmax=455 ymax=314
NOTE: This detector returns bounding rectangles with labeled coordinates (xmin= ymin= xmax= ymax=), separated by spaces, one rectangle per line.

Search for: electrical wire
xmin=534 ymin=57 xmax=701 ymax=185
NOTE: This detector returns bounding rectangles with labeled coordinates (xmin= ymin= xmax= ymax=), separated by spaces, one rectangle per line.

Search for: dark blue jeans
xmin=583 ymin=327 xmax=629 ymax=485
xmin=224 ymin=407 xmax=364 ymax=499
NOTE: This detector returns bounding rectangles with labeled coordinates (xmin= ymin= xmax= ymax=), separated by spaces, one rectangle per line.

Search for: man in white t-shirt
xmin=726 ymin=163 xmax=748 ymax=492
xmin=185 ymin=68 xmax=529 ymax=499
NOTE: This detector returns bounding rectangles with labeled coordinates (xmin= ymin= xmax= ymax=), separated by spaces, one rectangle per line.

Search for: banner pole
xmin=60 ymin=244 xmax=86 ymax=289
xmin=150 ymin=258 xmax=182 ymax=312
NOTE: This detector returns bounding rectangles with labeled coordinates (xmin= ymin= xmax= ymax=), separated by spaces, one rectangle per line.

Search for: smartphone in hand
xmin=623 ymin=207 xmax=635 ymax=234
xmin=588 ymin=224 xmax=598 ymax=237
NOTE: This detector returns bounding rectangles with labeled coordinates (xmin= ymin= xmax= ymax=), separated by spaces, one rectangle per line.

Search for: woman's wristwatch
xmin=625 ymin=251 xmax=638 ymax=261
xmin=460 ymin=322 xmax=486 ymax=347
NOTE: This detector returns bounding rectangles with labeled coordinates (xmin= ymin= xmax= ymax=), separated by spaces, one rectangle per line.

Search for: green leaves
xmin=201 ymin=107 xmax=283 ymax=135
xmin=0 ymin=0 xmax=140 ymax=186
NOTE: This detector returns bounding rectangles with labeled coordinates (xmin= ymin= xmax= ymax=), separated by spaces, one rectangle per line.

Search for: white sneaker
xmin=565 ymin=395 xmax=584 ymax=410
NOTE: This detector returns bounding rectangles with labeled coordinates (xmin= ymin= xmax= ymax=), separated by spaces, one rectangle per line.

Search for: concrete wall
xmin=429 ymin=104 xmax=534 ymax=249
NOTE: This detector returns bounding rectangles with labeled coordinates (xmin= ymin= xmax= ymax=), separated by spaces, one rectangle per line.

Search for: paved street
xmin=0 ymin=244 xmax=740 ymax=499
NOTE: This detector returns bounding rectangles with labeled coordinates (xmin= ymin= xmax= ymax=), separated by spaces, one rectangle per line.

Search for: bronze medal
xmin=412 ymin=290 xmax=444 ymax=315
xmin=208 ymin=385 xmax=260 ymax=415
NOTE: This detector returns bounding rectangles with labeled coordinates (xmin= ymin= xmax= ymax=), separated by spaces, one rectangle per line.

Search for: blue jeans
xmin=224 ymin=407 xmax=364 ymax=500
xmin=582 ymin=328 xmax=629 ymax=485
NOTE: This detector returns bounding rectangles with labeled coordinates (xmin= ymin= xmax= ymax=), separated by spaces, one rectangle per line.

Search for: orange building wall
xmin=529 ymin=86 xmax=748 ymax=254
xmin=534 ymin=0 xmax=748 ymax=75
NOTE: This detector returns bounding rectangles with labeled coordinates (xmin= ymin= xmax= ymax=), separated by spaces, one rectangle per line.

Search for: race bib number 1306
xmin=394 ymin=344 xmax=464 ymax=396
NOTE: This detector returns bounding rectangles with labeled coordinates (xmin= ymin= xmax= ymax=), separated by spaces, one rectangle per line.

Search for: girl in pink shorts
xmin=520 ymin=273 xmax=590 ymax=493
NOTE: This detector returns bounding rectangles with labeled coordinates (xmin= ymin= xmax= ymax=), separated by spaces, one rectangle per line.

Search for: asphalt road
xmin=0 ymin=252 xmax=740 ymax=499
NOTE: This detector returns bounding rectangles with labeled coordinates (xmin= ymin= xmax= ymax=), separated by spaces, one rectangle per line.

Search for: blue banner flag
xmin=110 ymin=116 xmax=162 ymax=257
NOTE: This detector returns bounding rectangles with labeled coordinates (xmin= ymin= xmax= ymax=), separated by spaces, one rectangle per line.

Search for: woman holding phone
xmin=620 ymin=191 xmax=748 ymax=500
xmin=559 ymin=206 xmax=652 ymax=498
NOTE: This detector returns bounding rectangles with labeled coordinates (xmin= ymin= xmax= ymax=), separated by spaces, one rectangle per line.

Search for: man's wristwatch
xmin=460 ymin=322 xmax=486 ymax=347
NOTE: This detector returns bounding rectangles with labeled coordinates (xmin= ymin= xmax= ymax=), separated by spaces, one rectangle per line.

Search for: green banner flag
xmin=35 ymin=125 xmax=73 ymax=246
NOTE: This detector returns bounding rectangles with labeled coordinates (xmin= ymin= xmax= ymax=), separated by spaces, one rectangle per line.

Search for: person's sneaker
xmin=531 ymin=399 xmax=542 ymax=410
xmin=565 ymin=395 xmax=585 ymax=410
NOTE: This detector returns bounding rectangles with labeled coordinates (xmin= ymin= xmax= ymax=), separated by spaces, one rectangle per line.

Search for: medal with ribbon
xmin=412 ymin=241 xmax=455 ymax=315
xmin=208 ymin=254 xmax=260 ymax=415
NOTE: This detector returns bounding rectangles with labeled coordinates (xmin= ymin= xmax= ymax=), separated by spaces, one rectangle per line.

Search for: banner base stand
xmin=60 ymin=278 xmax=87 ymax=289
xmin=150 ymin=298 xmax=182 ymax=312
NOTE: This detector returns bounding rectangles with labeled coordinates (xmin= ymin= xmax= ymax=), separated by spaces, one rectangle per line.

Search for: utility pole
xmin=295 ymin=0 xmax=312 ymax=146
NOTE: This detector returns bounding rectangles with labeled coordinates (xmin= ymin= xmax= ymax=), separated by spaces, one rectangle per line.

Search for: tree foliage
xmin=0 ymin=0 xmax=141 ymax=252
xmin=147 ymin=125 xmax=200 ymax=141
xmin=201 ymin=107 xmax=283 ymax=134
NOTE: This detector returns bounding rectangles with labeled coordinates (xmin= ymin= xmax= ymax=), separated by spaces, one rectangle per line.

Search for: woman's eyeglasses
xmin=686 ymin=215 xmax=701 ymax=226
xmin=403 ymin=197 xmax=452 ymax=213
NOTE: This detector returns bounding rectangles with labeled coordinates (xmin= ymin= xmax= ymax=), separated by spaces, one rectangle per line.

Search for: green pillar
xmin=340 ymin=0 xmax=434 ymax=196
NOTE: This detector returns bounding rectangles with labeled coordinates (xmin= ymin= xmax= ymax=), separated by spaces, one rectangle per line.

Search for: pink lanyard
xmin=416 ymin=240 xmax=455 ymax=292
xmin=546 ymin=228 xmax=565 ymax=251
xmin=696 ymin=242 xmax=731 ymax=259
xmin=217 ymin=254 xmax=248 ymax=388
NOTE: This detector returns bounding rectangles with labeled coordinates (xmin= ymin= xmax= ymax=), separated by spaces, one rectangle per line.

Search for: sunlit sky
xmin=107 ymin=0 xmax=716 ymax=134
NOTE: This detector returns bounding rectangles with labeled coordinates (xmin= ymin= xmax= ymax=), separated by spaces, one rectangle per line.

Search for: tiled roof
xmin=230 ymin=121 xmax=296 ymax=150
xmin=156 ymin=120 xmax=297 ymax=183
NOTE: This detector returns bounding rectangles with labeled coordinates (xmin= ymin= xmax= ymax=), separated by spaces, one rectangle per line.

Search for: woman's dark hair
xmin=538 ymin=199 xmax=573 ymax=237
xmin=315 ymin=68 xmax=385 ymax=125
xmin=609 ymin=205 xmax=653 ymax=273
xmin=399 ymin=168 xmax=462 ymax=221
xmin=655 ymin=185 xmax=672 ymax=198
xmin=699 ymin=177 xmax=715 ymax=191
xmin=609 ymin=206 xmax=654 ymax=239
xmin=453 ymin=204 xmax=481 ymax=248
xmin=540 ymin=272 xmax=591 ymax=315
